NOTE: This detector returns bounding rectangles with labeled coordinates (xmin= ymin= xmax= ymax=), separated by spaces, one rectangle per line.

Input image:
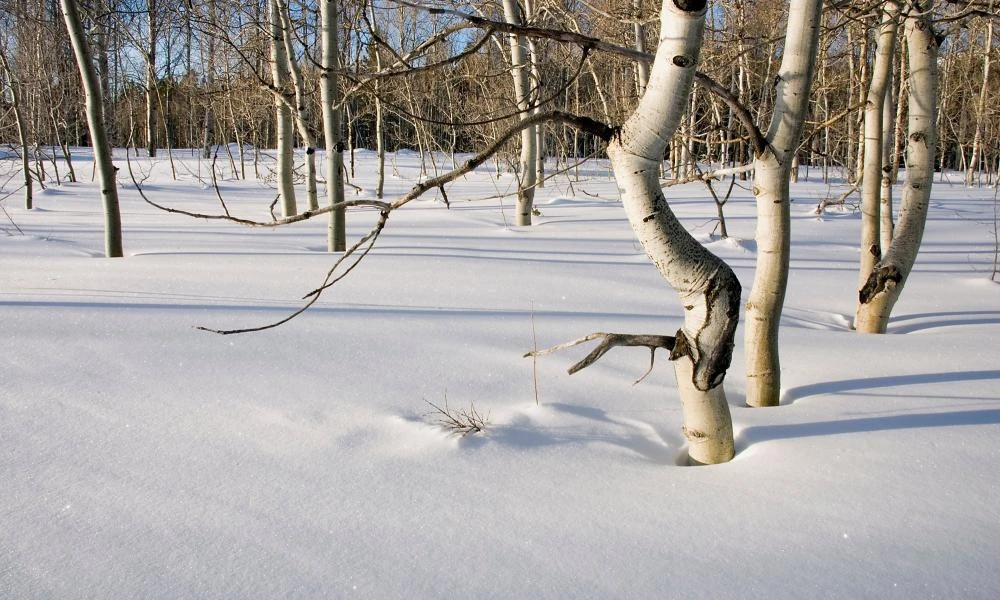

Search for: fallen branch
xmin=526 ymin=332 xmax=676 ymax=384
xmin=814 ymin=182 xmax=860 ymax=215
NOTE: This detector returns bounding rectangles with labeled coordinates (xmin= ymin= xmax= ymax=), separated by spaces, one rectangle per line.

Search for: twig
xmin=425 ymin=395 xmax=490 ymax=437
xmin=530 ymin=302 xmax=539 ymax=405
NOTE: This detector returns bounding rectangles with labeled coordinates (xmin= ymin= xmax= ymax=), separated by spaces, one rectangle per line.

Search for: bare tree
xmin=855 ymin=0 xmax=939 ymax=333
xmin=270 ymin=0 xmax=297 ymax=217
xmin=60 ymin=0 xmax=123 ymax=258
xmin=503 ymin=0 xmax=538 ymax=226
xmin=606 ymin=0 xmax=739 ymax=464
xmin=0 ymin=50 xmax=32 ymax=209
xmin=322 ymin=0 xmax=346 ymax=251
xmin=743 ymin=0 xmax=823 ymax=408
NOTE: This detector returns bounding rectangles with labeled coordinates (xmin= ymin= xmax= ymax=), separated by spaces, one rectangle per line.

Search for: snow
xmin=2 ymin=149 xmax=999 ymax=598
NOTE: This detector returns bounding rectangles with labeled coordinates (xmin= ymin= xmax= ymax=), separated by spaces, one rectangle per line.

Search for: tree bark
xmin=277 ymin=0 xmax=318 ymax=211
xmin=743 ymin=0 xmax=822 ymax=408
xmin=608 ymin=0 xmax=737 ymax=465
xmin=61 ymin=0 xmax=123 ymax=258
xmin=145 ymin=0 xmax=158 ymax=158
xmin=855 ymin=1 xmax=938 ymax=333
xmin=270 ymin=0 xmax=297 ymax=218
xmin=966 ymin=9 xmax=993 ymax=187
xmin=857 ymin=3 xmax=900 ymax=294
xmin=503 ymin=0 xmax=538 ymax=226
xmin=0 ymin=51 xmax=32 ymax=209
xmin=321 ymin=0 xmax=346 ymax=251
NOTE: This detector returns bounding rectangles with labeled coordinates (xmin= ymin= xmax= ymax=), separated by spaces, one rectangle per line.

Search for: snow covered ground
xmin=2 ymin=148 xmax=999 ymax=598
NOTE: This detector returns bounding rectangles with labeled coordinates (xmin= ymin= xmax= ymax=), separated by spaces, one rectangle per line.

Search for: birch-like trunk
xmin=321 ymin=0 xmax=346 ymax=251
xmin=503 ymin=0 xmax=537 ymax=226
xmin=857 ymin=3 xmax=900 ymax=293
xmin=880 ymin=47 xmax=899 ymax=251
xmin=61 ymin=0 xmax=123 ymax=258
xmin=855 ymin=2 xmax=938 ymax=333
xmin=743 ymin=0 xmax=822 ymax=408
xmin=965 ymin=12 xmax=992 ymax=187
xmin=633 ymin=0 xmax=650 ymax=96
xmin=270 ymin=0 xmax=297 ymax=218
xmin=0 ymin=52 xmax=32 ymax=209
xmin=277 ymin=0 xmax=318 ymax=210
xmin=609 ymin=0 xmax=738 ymax=465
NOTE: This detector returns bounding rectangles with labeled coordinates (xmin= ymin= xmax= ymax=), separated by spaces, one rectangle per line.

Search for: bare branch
xmin=526 ymin=332 xmax=676 ymax=384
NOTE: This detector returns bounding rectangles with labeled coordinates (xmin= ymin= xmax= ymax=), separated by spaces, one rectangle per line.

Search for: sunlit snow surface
xmin=2 ymin=148 xmax=999 ymax=598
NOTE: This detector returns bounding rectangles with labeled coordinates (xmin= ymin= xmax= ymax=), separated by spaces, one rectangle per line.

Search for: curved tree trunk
xmin=855 ymin=1 xmax=938 ymax=333
xmin=61 ymin=0 xmax=123 ymax=258
xmin=609 ymin=0 xmax=738 ymax=465
xmin=743 ymin=0 xmax=822 ymax=408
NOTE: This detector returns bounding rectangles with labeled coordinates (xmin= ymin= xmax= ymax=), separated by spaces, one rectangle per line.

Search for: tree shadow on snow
xmin=781 ymin=370 xmax=1000 ymax=404
xmin=737 ymin=408 xmax=1000 ymax=451
xmin=471 ymin=402 xmax=682 ymax=466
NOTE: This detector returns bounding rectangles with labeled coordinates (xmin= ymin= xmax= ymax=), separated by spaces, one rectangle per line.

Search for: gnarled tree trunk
xmin=608 ymin=0 xmax=738 ymax=465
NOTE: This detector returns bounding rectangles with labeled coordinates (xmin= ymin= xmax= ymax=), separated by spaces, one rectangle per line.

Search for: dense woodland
xmin=1 ymin=0 xmax=997 ymax=185
xmin=1 ymin=0 xmax=998 ymax=465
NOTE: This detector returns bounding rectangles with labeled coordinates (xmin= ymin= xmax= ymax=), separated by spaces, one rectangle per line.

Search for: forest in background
xmin=1 ymin=0 xmax=998 ymax=187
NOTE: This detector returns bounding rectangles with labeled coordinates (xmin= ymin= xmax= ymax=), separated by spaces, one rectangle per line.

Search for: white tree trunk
xmin=321 ymin=0 xmax=346 ymax=251
xmin=277 ymin=0 xmax=318 ymax=211
xmin=270 ymin=0 xmax=296 ymax=218
xmin=633 ymin=0 xmax=650 ymax=96
xmin=61 ymin=0 xmax=123 ymax=258
xmin=609 ymin=0 xmax=737 ymax=465
xmin=743 ymin=0 xmax=822 ymax=408
xmin=503 ymin=0 xmax=537 ymax=226
xmin=857 ymin=3 xmax=900 ymax=294
xmin=855 ymin=2 xmax=938 ymax=333
xmin=966 ymin=12 xmax=992 ymax=187
xmin=880 ymin=47 xmax=899 ymax=251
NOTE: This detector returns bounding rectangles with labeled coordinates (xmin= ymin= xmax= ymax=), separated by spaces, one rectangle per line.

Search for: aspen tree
xmin=857 ymin=2 xmax=901 ymax=296
xmin=60 ymin=0 xmax=123 ymax=258
xmin=0 ymin=51 xmax=32 ymax=209
xmin=270 ymin=0 xmax=297 ymax=218
xmin=855 ymin=0 xmax=938 ymax=333
xmin=321 ymin=0 xmax=346 ymax=251
xmin=608 ymin=0 xmax=738 ymax=464
xmin=966 ymin=4 xmax=993 ymax=187
xmin=503 ymin=0 xmax=538 ymax=226
xmin=744 ymin=0 xmax=823 ymax=408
